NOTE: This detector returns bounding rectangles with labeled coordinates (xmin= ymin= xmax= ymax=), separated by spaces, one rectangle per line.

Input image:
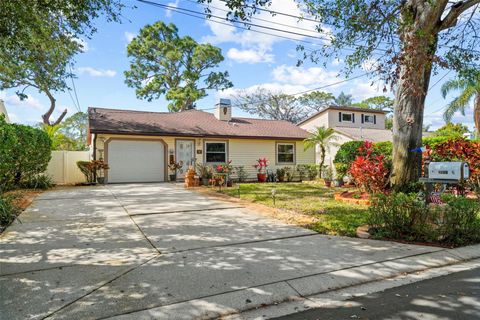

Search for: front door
xmin=176 ymin=140 xmax=195 ymax=178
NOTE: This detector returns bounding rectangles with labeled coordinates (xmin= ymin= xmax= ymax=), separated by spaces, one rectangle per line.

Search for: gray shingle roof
xmin=88 ymin=107 xmax=310 ymax=140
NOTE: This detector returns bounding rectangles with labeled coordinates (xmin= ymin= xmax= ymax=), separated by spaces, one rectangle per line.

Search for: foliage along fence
xmin=46 ymin=151 xmax=90 ymax=184
xmin=0 ymin=116 xmax=52 ymax=191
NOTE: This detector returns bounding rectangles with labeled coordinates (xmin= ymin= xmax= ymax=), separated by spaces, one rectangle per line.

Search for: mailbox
xmin=428 ymin=162 xmax=470 ymax=181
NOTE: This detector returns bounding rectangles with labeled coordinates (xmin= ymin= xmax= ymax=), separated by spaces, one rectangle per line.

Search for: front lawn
xmin=218 ymin=182 xmax=368 ymax=237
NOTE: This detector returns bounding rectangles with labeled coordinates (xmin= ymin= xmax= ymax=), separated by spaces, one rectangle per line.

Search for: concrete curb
xmin=107 ymin=243 xmax=480 ymax=320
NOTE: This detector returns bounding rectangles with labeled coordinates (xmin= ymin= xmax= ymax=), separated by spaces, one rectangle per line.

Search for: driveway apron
xmin=0 ymin=183 xmax=443 ymax=320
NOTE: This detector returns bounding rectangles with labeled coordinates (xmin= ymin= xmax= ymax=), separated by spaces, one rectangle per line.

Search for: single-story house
xmin=87 ymin=99 xmax=315 ymax=183
xmin=298 ymin=105 xmax=393 ymax=167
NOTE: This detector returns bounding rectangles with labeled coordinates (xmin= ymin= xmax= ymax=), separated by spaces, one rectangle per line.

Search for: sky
xmin=0 ymin=0 xmax=476 ymax=131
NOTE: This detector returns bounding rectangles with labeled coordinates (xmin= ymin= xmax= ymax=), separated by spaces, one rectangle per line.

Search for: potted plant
xmin=215 ymin=160 xmax=233 ymax=187
xmin=254 ymin=158 xmax=268 ymax=182
xmin=334 ymin=163 xmax=348 ymax=187
xmin=276 ymin=167 xmax=286 ymax=182
xmin=196 ymin=164 xmax=212 ymax=186
xmin=234 ymin=166 xmax=248 ymax=182
xmin=296 ymin=164 xmax=307 ymax=182
xmin=168 ymin=162 xmax=183 ymax=182
xmin=284 ymin=166 xmax=294 ymax=182
xmin=96 ymin=161 xmax=110 ymax=184
xmin=323 ymin=166 xmax=333 ymax=187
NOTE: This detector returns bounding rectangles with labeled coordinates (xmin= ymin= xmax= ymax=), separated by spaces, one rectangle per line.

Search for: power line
xmin=137 ymin=0 xmax=389 ymax=53
xmin=68 ymin=63 xmax=82 ymax=112
xmin=138 ymin=0 xmax=335 ymax=43
xmin=184 ymin=0 xmax=323 ymax=35
xmin=197 ymin=72 xmax=372 ymax=110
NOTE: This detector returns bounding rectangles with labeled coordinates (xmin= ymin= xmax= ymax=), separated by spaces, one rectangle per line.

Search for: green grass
xmin=219 ymin=182 xmax=369 ymax=237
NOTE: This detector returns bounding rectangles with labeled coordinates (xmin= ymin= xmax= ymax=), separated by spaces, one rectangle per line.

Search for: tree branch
xmin=440 ymin=0 xmax=480 ymax=30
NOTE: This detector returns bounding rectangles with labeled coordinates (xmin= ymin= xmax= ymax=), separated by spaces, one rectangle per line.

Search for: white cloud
xmin=227 ymin=48 xmax=274 ymax=64
xmin=424 ymin=105 xmax=475 ymax=130
xmin=348 ymin=79 xmax=388 ymax=101
xmin=202 ymin=0 xmax=331 ymax=56
xmin=332 ymin=58 xmax=343 ymax=66
xmin=272 ymin=65 xmax=338 ymax=86
xmin=219 ymin=83 xmax=310 ymax=99
xmin=361 ymin=58 xmax=380 ymax=72
xmin=73 ymin=38 xmax=89 ymax=52
xmin=0 ymin=92 xmax=44 ymax=110
xmin=77 ymin=67 xmax=117 ymax=77
xmin=165 ymin=0 xmax=180 ymax=17
xmin=124 ymin=31 xmax=136 ymax=43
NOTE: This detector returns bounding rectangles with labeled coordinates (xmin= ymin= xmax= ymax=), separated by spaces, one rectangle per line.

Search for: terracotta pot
xmin=324 ymin=180 xmax=332 ymax=187
xmin=257 ymin=173 xmax=267 ymax=182
xmin=278 ymin=176 xmax=285 ymax=182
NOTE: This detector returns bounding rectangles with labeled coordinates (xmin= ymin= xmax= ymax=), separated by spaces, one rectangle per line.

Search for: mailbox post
xmin=419 ymin=162 xmax=470 ymax=203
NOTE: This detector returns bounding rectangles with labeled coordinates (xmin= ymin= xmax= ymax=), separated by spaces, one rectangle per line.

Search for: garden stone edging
xmin=110 ymin=243 xmax=480 ymax=320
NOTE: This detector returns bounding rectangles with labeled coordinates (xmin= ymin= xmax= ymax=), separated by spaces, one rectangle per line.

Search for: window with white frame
xmin=205 ymin=141 xmax=227 ymax=163
xmin=364 ymin=115 xmax=375 ymax=123
xmin=277 ymin=143 xmax=295 ymax=164
xmin=341 ymin=113 xmax=353 ymax=122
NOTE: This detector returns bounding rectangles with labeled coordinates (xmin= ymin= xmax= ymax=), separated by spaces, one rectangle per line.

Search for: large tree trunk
xmin=390 ymin=5 xmax=440 ymax=189
xmin=391 ymin=70 xmax=430 ymax=188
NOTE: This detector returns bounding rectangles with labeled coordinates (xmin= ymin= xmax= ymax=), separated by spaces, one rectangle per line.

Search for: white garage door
xmin=107 ymin=140 xmax=165 ymax=183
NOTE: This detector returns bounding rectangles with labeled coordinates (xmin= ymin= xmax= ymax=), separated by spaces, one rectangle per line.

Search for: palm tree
xmin=334 ymin=91 xmax=353 ymax=106
xmin=304 ymin=126 xmax=339 ymax=178
xmin=441 ymin=72 xmax=480 ymax=136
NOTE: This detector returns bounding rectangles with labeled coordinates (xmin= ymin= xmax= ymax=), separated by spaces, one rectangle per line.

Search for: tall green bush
xmin=0 ymin=118 xmax=52 ymax=191
xmin=333 ymin=141 xmax=364 ymax=165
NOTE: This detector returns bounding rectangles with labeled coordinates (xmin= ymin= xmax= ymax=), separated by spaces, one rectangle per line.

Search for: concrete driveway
xmin=0 ymin=183 xmax=450 ymax=320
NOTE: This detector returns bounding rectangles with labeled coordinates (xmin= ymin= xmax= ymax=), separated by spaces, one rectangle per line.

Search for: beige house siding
xmin=299 ymin=112 xmax=329 ymax=132
xmin=328 ymin=110 xmax=385 ymax=129
xmin=94 ymin=134 xmax=315 ymax=181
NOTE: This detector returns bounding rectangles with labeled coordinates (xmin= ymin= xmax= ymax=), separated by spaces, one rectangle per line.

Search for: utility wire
xmin=197 ymin=72 xmax=372 ymax=111
xmin=68 ymin=63 xmax=82 ymax=112
xmin=137 ymin=0 xmax=389 ymax=53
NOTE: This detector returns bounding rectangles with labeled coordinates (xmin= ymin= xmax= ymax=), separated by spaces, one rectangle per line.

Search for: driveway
xmin=0 ymin=183 xmax=448 ymax=320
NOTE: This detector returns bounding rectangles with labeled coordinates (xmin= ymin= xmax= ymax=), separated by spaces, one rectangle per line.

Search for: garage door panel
xmin=108 ymin=140 xmax=165 ymax=183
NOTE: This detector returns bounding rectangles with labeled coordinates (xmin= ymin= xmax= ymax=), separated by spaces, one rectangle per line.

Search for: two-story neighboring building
xmin=298 ymin=105 xmax=392 ymax=167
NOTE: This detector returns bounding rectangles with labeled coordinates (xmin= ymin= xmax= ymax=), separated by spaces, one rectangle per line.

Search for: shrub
xmin=334 ymin=163 xmax=349 ymax=179
xmin=368 ymin=192 xmax=480 ymax=246
xmin=0 ymin=118 xmax=52 ymax=191
xmin=436 ymin=195 xmax=480 ymax=246
xmin=368 ymin=192 xmax=433 ymax=241
xmin=334 ymin=141 xmax=364 ymax=165
xmin=77 ymin=160 xmax=109 ymax=183
xmin=372 ymin=141 xmax=393 ymax=165
xmin=306 ymin=164 xmax=318 ymax=180
xmin=234 ymin=166 xmax=248 ymax=182
xmin=276 ymin=167 xmax=286 ymax=180
xmin=0 ymin=194 xmax=18 ymax=227
xmin=284 ymin=166 xmax=294 ymax=182
xmin=349 ymin=141 xmax=390 ymax=193
xmin=19 ymin=174 xmax=55 ymax=190
xmin=296 ymin=164 xmax=307 ymax=181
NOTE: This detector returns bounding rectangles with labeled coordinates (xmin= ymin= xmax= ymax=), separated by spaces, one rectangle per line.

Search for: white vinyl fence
xmin=46 ymin=151 xmax=90 ymax=185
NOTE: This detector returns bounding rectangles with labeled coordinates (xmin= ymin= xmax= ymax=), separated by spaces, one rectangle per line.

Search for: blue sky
xmin=1 ymin=0 xmax=476 ymax=130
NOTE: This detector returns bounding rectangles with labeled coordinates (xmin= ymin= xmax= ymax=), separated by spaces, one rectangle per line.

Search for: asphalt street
xmin=274 ymin=267 xmax=480 ymax=320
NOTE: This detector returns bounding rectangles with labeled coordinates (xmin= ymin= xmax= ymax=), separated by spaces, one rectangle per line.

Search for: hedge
xmin=0 ymin=117 xmax=52 ymax=191
xmin=334 ymin=140 xmax=393 ymax=167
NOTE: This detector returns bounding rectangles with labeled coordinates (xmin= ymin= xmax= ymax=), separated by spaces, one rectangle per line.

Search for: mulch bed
xmin=334 ymin=191 xmax=371 ymax=205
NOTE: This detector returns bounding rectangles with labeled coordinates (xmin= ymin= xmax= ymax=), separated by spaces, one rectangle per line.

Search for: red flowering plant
xmin=215 ymin=160 xmax=233 ymax=174
xmin=433 ymin=138 xmax=480 ymax=195
xmin=349 ymin=141 xmax=390 ymax=194
xmin=254 ymin=158 xmax=269 ymax=173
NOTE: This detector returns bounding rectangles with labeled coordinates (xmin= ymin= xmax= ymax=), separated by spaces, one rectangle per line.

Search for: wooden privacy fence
xmin=46 ymin=151 xmax=90 ymax=185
